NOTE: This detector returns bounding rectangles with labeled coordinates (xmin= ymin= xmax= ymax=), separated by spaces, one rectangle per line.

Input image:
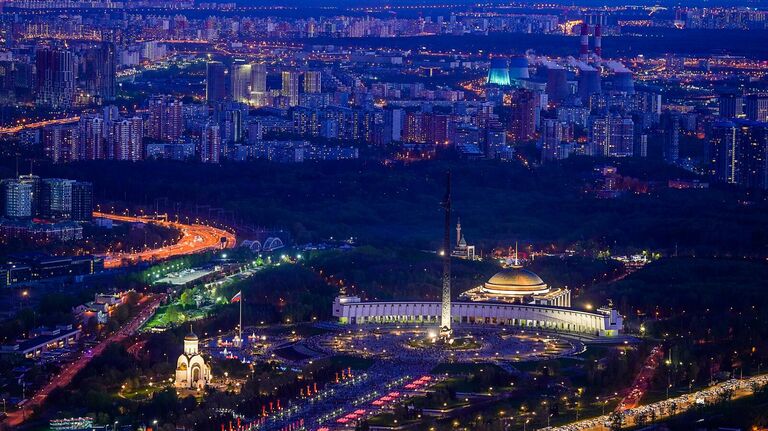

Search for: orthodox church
xmin=174 ymin=328 xmax=212 ymax=390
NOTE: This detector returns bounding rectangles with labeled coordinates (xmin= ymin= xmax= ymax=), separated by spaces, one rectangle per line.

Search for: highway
xmin=0 ymin=116 xmax=80 ymax=135
xmin=4 ymin=294 xmax=165 ymax=427
xmin=94 ymin=212 xmax=237 ymax=268
xmin=616 ymin=345 xmax=664 ymax=411
xmin=543 ymin=374 xmax=768 ymax=431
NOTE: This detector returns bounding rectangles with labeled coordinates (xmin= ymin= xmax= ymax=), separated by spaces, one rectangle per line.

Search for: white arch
xmin=263 ymin=237 xmax=285 ymax=252
xmin=239 ymin=240 xmax=263 ymax=252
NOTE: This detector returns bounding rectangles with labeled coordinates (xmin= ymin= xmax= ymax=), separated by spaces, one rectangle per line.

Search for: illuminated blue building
xmin=487 ymin=58 xmax=511 ymax=86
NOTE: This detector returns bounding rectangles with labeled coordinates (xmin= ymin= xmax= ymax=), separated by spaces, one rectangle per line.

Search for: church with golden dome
xmin=460 ymin=251 xmax=571 ymax=307
xmin=174 ymin=328 xmax=212 ymax=390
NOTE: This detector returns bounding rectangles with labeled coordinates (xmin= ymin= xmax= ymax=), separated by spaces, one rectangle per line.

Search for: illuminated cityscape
xmin=0 ymin=1 xmax=767 ymax=431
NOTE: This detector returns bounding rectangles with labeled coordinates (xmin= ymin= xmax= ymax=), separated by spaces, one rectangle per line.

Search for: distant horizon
xmin=1 ymin=0 xmax=768 ymax=430
xmin=230 ymin=0 xmax=768 ymax=8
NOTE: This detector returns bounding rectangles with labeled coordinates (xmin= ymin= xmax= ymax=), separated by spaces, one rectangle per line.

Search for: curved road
xmin=94 ymin=212 xmax=236 ymax=268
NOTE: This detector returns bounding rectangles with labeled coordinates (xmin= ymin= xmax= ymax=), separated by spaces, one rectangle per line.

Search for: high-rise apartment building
xmin=293 ymin=107 xmax=322 ymax=137
xmin=40 ymin=178 xmax=73 ymax=219
xmin=718 ymin=93 xmax=744 ymax=119
xmin=281 ymin=70 xmax=300 ymax=107
xmin=3 ymin=180 xmax=33 ymax=218
xmin=1 ymin=176 xmax=92 ymax=221
xmin=250 ymin=63 xmax=267 ymax=106
xmin=590 ymin=115 xmax=634 ymax=157
xmin=541 ymin=118 xmax=572 ymax=161
xmin=111 ymin=117 xmax=144 ymax=161
xmin=231 ymin=60 xmax=252 ymax=103
xmin=206 ymin=61 xmax=227 ymax=103
xmin=661 ymin=112 xmax=681 ymax=163
xmin=201 ymin=121 xmax=221 ymax=163
xmin=745 ymin=94 xmax=768 ymax=122
xmin=304 ymin=70 xmax=322 ymax=94
xmin=709 ymin=121 xmax=738 ymax=184
xmin=81 ymin=42 xmax=117 ymax=103
xmin=404 ymin=111 xmax=425 ymax=143
xmin=222 ymin=109 xmax=244 ymax=144
xmin=508 ymin=89 xmax=539 ymax=143
xmin=71 ymin=181 xmax=93 ymax=222
xmin=425 ymin=114 xmax=450 ymax=145
xmin=18 ymin=174 xmax=42 ymax=217
xmin=44 ymin=125 xmax=80 ymax=163
xmin=251 ymin=63 xmax=267 ymax=93
xmin=78 ymin=114 xmax=104 ymax=160
xmin=710 ymin=120 xmax=768 ymax=189
xmin=35 ymin=48 xmax=76 ymax=108
xmin=148 ymin=95 xmax=184 ymax=142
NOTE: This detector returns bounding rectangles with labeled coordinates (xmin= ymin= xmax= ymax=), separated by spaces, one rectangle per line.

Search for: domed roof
xmin=483 ymin=266 xmax=549 ymax=295
xmin=184 ymin=331 xmax=198 ymax=342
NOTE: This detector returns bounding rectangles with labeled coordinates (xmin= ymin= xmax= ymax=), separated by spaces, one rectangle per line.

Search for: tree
xmin=179 ymin=290 xmax=194 ymax=309
xmin=165 ymin=305 xmax=182 ymax=325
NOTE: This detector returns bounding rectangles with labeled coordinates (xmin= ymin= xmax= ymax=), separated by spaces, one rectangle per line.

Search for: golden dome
xmin=184 ymin=331 xmax=199 ymax=342
xmin=483 ymin=267 xmax=549 ymax=295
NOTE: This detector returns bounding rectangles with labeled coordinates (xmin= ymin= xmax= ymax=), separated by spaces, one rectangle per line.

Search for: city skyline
xmin=0 ymin=1 xmax=767 ymax=431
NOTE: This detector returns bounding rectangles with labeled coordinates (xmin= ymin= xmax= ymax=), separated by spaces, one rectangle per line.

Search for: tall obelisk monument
xmin=440 ymin=171 xmax=452 ymax=339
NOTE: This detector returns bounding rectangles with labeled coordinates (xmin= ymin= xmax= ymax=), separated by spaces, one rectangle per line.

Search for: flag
xmin=231 ymin=291 xmax=242 ymax=303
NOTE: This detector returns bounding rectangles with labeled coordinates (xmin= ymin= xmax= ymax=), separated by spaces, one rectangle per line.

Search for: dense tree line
xmin=3 ymin=158 xmax=762 ymax=257
xmin=586 ymin=257 xmax=768 ymax=392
